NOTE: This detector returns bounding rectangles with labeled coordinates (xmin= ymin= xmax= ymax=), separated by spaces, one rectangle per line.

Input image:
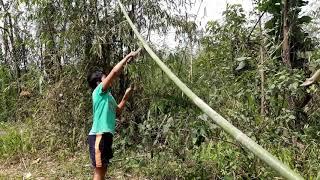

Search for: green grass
xmin=1 ymin=120 xmax=320 ymax=179
xmin=0 ymin=122 xmax=32 ymax=159
xmin=0 ymin=122 xmax=144 ymax=179
xmin=0 ymin=148 xmax=145 ymax=179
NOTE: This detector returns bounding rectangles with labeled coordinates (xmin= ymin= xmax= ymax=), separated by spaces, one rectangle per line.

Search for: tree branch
xmin=0 ymin=26 xmax=10 ymax=34
xmin=246 ymin=11 xmax=266 ymax=43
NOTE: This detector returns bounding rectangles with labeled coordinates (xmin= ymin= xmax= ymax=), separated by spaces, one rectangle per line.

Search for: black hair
xmin=87 ymin=70 xmax=106 ymax=90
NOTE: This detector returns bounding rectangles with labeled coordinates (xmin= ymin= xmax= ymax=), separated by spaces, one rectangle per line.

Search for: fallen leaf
xmin=32 ymin=158 xmax=40 ymax=165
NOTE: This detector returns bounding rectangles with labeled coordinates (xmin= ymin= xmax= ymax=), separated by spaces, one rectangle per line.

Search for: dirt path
xmin=0 ymin=151 xmax=145 ymax=180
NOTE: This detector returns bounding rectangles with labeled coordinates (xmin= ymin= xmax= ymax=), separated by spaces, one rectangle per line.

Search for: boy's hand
xmin=127 ymin=48 xmax=142 ymax=63
xmin=125 ymin=86 xmax=133 ymax=96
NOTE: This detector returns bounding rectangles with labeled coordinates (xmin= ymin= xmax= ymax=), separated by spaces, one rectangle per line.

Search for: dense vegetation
xmin=1 ymin=0 xmax=320 ymax=179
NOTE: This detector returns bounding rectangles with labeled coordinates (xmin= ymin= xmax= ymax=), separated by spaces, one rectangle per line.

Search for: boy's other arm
xmin=116 ymin=86 xmax=133 ymax=117
xmin=101 ymin=49 xmax=141 ymax=92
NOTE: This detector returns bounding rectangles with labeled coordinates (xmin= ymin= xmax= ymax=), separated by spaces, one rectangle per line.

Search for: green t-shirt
xmin=89 ymin=83 xmax=117 ymax=135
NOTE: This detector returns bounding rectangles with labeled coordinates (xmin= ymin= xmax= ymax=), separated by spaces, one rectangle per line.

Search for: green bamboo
xmin=117 ymin=1 xmax=304 ymax=179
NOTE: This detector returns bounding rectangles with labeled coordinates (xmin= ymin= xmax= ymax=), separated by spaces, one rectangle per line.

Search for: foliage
xmin=1 ymin=0 xmax=320 ymax=179
xmin=0 ymin=66 xmax=17 ymax=122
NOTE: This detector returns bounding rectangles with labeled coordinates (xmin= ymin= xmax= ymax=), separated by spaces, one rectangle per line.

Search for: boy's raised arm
xmin=116 ymin=86 xmax=133 ymax=117
xmin=101 ymin=49 xmax=141 ymax=92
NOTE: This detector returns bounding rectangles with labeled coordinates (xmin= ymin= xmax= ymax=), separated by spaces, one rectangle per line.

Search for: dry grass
xmin=0 ymin=149 xmax=146 ymax=180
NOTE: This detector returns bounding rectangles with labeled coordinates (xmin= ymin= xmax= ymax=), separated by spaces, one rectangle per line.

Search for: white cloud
xmin=194 ymin=0 xmax=254 ymax=27
xmin=158 ymin=0 xmax=320 ymax=50
xmin=153 ymin=0 xmax=254 ymax=50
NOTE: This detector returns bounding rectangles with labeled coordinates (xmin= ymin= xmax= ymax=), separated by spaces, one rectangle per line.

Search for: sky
xmin=195 ymin=0 xmax=319 ymax=27
xmin=191 ymin=0 xmax=318 ymax=26
xmin=0 ymin=0 xmax=255 ymax=55
xmin=152 ymin=0 xmax=320 ymax=50
xmin=150 ymin=0 xmax=255 ymax=50
xmin=1 ymin=0 xmax=319 ymax=50
xmin=194 ymin=0 xmax=253 ymax=26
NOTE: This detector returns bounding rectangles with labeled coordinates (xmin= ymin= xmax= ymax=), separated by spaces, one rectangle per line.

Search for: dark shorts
xmin=88 ymin=133 xmax=113 ymax=168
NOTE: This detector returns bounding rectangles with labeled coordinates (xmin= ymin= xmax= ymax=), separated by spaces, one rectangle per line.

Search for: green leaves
xmin=298 ymin=16 xmax=312 ymax=24
xmin=267 ymin=69 xmax=304 ymax=95
xmin=258 ymin=0 xmax=282 ymax=13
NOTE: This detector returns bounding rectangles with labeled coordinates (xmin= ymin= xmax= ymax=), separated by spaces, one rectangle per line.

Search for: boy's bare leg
xmin=93 ymin=167 xmax=107 ymax=180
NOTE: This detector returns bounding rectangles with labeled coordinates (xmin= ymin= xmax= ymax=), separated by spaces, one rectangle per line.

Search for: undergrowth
xmin=1 ymin=58 xmax=320 ymax=179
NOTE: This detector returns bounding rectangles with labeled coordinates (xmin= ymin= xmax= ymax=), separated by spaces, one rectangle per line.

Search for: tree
xmin=259 ymin=0 xmax=314 ymax=124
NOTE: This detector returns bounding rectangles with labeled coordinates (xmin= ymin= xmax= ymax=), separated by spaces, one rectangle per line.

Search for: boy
xmin=87 ymin=49 xmax=140 ymax=180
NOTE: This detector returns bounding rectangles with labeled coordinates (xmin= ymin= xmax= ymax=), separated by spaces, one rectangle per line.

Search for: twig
xmin=20 ymin=156 xmax=28 ymax=172
xmin=246 ymin=11 xmax=266 ymax=43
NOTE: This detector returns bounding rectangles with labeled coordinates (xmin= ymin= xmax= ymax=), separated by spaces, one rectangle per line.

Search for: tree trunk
xmin=42 ymin=2 xmax=59 ymax=81
xmin=7 ymin=11 xmax=21 ymax=92
xmin=282 ymin=0 xmax=295 ymax=109
xmin=1 ymin=21 xmax=9 ymax=66
xmin=282 ymin=0 xmax=311 ymax=127
xmin=13 ymin=15 xmax=28 ymax=73
xmin=102 ymin=0 xmax=112 ymax=68
xmin=259 ymin=14 xmax=265 ymax=117
xmin=282 ymin=0 xmax=291 ymax=68
xmin=129 ymin=2 xmax=135 ymax=50
xmin=189 ymin=40 xmax=193 ymax=82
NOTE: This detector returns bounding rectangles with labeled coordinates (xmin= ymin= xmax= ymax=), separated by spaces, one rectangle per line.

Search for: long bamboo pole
xmin=117 ymin=1 xmax=304 ymax=179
